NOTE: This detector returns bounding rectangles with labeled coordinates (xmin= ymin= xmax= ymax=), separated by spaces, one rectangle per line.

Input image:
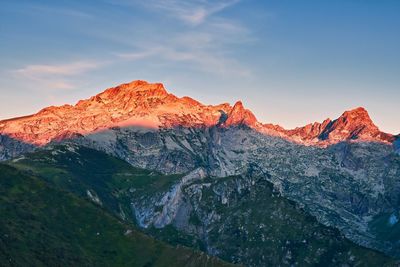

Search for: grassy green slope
xmin=0 ymin=164 xmax=233 ymax=267
xmin=8 ymin=145 xmax=182 ymax=223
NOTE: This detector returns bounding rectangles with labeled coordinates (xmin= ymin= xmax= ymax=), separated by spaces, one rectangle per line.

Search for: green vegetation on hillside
xmin=0 ymin=163 xmax=233 ymax=267
xmin=9 ymin=145 xmax=183 ymax=223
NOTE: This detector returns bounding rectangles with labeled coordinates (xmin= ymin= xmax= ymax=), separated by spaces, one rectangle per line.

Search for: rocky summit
xmin=286 ymin=107 xmax=395 ymax=145
xmin=1 ymin=80 xmax=399 ymax=266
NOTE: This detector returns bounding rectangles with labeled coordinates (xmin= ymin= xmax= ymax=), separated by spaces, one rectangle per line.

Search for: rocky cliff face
xmin=0 ymin=134 xmax=35 ymax=161
xmin=133 ymin=168 xmax=397 ymax=266
xmin=58 ymin=123 xmax=400 ymax=257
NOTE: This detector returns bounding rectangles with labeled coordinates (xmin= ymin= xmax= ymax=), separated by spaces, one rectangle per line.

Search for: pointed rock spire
xmin=225 ymin=101 xmax=258 ymax=127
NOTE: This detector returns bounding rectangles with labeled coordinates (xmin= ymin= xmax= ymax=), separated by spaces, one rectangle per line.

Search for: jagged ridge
xmin=0 ymin=80 xmax=394 ymax=147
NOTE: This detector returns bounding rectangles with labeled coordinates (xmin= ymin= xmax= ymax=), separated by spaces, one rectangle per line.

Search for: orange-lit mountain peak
xmin=225 ymin=100 xmax=258 ymax=127
xmin=331 ymin=106 xmax=378 ymax=133
xmin=96 ymin=80 xmax=169 ymax=101
xmin=232 ymin=100 xmax=244 ymax=108
xmin=343 ymin=106 xmax=368 ymax=113
xmin=340 ymin=106 xmax=372 ymax=122
xmin=286 ymin=106 xmax=394 ymax=145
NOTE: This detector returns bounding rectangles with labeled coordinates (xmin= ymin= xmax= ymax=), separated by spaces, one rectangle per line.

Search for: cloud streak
xmin=117 ymin=43 xmax=250 ymax=77
xmin=140 ymin=0 xmax=240 ymax=25
xmin=15 ymin=61 xmax=100 ymax=76
xmin=112 ymin=0 xmax=252 ymax=76
xmin=14 ymin=61 xmax=102 ymax=90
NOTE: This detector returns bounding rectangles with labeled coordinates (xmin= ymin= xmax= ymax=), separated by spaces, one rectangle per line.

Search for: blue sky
xmin=1 ymin=0 xmax=399 ymax=133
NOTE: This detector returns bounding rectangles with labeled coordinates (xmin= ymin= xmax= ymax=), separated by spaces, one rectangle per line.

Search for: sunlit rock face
xmin=0 ymin=80 xmax=233 ymax=146
xmin=285 ymin=107 xmax=395 ymax=146
xmin=0 ymin=80 xmax=395 ymax=150
xmin=223 ymin=100 xmax=258 ymax=127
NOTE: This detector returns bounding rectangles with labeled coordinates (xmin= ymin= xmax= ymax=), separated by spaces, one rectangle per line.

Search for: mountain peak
xmin=124 ymin=80 xmax=150 ymax=87
xmin=334 ymin=106 xmax=377 ymax=131
xmin=346 ymin=106 xmax=368 ymax=113
xmin=286 ymin=106 xmax=394 ymax=145
xmin=319 ymin=106 xmax=389 ymax=142
xmin=98 ymin=80 xmax=169 ymax=100
xmin=341 ymin=106 xmax=371 ymax=121
xmin=232 ymin=100 xmax=244 ymax=109
xmin=225 ymin=101 xmax=258 ymax=127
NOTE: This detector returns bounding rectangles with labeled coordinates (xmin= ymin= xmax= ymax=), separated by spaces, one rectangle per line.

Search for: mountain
xmin=5 ymin=145 xmax=397 ymax=267
xmin=0 ymin=162 xmax=234 ymax=267
xmin=0 ymin=80 xmax=248 ymax=146
xmin=0 ymin=80 xmax=394 ymax=152
xmin=1 ymin=80 xmax=399 ymax=263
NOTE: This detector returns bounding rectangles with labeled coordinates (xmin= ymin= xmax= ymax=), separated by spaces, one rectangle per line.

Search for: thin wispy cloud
xmin=111 ymin=0 xmax=252 ymax=76
xmin=15 ymin=61 xmax=100 ymax=77
xmin=140 ymin=0 xmax=240 ymax=25
xmin=14 ymin=61 xmax=102 ymax=90
xmin=117 ymin=42 xmax=250 ymax=77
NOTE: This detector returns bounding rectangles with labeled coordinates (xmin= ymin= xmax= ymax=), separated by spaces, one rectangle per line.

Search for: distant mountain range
xmin=1 ymin=80 xmax=399 ymax=266
xmin=0 ymin=80 xmax=397 ymax=148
